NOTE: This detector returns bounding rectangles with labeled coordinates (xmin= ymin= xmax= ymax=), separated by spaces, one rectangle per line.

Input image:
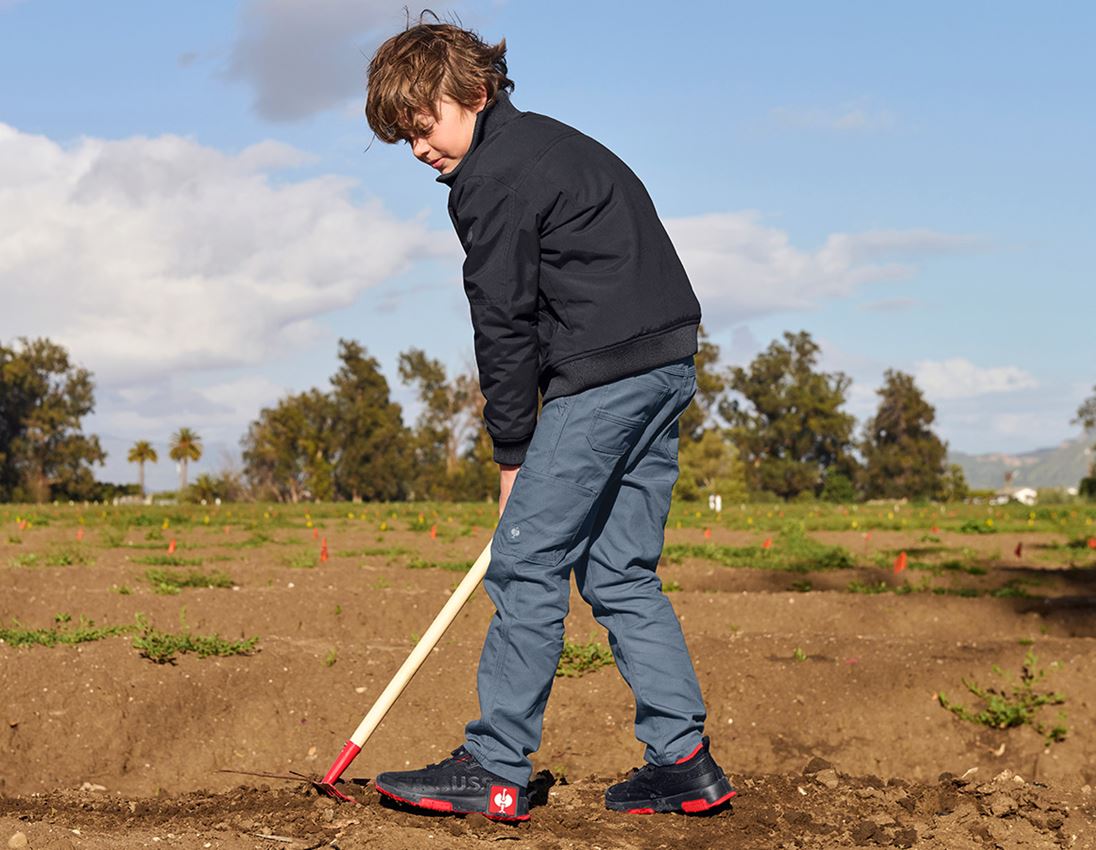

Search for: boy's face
xmin=407 ymin=88 xmax=487 ymax=174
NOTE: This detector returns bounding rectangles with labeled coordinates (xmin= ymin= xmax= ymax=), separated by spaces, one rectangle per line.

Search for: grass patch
xmin=407 ymin=557 xmax=472 ymax=572
xmin=132 ymin=554 xmax=204 ymax=567
xmin=662 ymin=579 xmax=683 ymax=592
xmin=44 ymin=546 xmax=94 ymax=566
xmin=665 ymin=532 xmax=853 ymax=574
xmin=0 ymin=616 xmax=133 ymax=648
xmin=556 ymin=637 xmax=615 ymax=678
xmin=144 ymin=568 xmax=235 ymax=595
xmin=284 ymin=550 xmax=319 ymax=569
xmin=938 ymin=649 xmax=1067 ymax=745
xmin=132 ymin=613 xmax=259 ymax=664
xmin=336 ymin=545 xmax=412 ymax=559
xmin=959 ymin=519 xmax=997 ymax=534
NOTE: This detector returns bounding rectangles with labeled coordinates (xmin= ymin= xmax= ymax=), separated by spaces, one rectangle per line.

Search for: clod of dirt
xmin=812 ymin=767 xmax=839 ymax=789
xmin=851 ymin=820 xmax=877 ymax=843
xmin=7 ymin=834 xmax=27 ymax=850
xmin=988 ymin=792 xmax=1018 ymax=817
xmin=801 ymin=756 xmax=834 ymax=775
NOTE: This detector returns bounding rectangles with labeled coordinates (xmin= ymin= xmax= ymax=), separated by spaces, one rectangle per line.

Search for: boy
xmin=363 ymin=19 xmax=734 ymax=821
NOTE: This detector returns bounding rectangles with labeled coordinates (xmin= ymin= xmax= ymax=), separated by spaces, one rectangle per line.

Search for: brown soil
xmin=2 ymin=521 xmax=1094 ymax=849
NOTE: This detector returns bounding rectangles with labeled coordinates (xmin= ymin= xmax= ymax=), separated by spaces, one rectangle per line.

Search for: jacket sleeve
xmin=452 ymin=176 xmax=541 ymax=466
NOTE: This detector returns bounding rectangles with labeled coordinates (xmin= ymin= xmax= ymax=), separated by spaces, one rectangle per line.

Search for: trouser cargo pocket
xmin=493 ymin=467 xmax=597 ymax=567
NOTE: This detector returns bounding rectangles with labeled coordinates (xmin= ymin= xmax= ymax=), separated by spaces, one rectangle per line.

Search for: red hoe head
xmin=313 ymin=740 xmax=363 ymax=803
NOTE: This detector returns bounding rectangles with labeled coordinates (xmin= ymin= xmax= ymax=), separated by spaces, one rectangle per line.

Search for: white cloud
xmin=914 ymin=358 xmax=1039 ymax=401
xmin=860 ymin=297 xmax=918 ymax=312
xmin=0 ymin=122 xmax=459 ymax=385
xmin=225 ymin=0 xmax=393 ymax=121
xmin=666 ymin=212 xmax=979 ymax=326
xmin=223 ymin=1 xmax=503 ymax=122
xmin=770 ymin=100 xmax=896 ymax=132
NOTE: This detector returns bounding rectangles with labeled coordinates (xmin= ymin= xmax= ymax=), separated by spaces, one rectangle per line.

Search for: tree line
xmin=3 ymin=333 xmax=1093 ymax=504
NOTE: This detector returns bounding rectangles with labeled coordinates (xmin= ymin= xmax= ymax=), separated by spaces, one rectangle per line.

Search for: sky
xmin=0 ymin=0 xmax=1093 ymax=491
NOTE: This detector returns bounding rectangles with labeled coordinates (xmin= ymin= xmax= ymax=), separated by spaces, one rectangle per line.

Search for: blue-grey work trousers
xmin=463 ymin=355 xmax=707 ymax=787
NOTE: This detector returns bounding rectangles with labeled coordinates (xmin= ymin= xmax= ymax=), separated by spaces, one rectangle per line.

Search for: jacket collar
xmin=436 ymin=89 xmax=520 ymax=186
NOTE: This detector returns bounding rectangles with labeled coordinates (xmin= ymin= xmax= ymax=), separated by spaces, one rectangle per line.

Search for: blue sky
xmin=0 ymin=0 xmax=1092 ymax=491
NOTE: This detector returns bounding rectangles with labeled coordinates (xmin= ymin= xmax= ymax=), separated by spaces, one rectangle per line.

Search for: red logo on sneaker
xmin=488 ymin=785 xmax=517 ymax=816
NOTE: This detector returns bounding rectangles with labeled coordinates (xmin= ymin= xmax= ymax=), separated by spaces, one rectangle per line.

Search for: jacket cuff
xmin=492 ymin=437 xmax=532 ymax=466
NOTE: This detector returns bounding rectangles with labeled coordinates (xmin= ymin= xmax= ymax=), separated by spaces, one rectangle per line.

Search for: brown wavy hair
xmin=365 ymin=10 xmax=514 ymax=145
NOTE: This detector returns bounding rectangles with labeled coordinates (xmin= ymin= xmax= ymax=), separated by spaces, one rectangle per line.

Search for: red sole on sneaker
xmin=681 ymin=789 xmax=737 ymax=813
xmin=375 ymin=784 xmax=530 ymax=822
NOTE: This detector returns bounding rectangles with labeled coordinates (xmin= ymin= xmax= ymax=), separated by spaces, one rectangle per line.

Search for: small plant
xmin=285 ymin=550 xmax=319 ymax=569
xmin=44 ymin=547 xmax=94 ymax=566
xmin=663 ymin=579 xmax=683 ymax=592
xmin=112 ymin=584 xmax=133 ymax=595
xmin=847 ymin=581 xmax=890 ymax=595
xmin=407 ymin=557 xmax=471 ymax=572
xmin=959 ymin=519 xmax=996 ymax=535
xmin=9 ymin=552 xmax=38 ymax=567
xmin=371 ymin=577 xmax=391 ymax=590
xmin=324 ymin=648 xmax=338 ymax=667
xmin=556 ymin=637 xmax=615 ymax=678
xmin=0 ymin=616 xmax=133 ymax=648
xmin=131 ymin=613 xmax=259 ymax=664
xmin=133 ymin=554 xmax=204 ymax=567
xmin=938 ymin=649 xmax=1067 ymax=745
xmin=789 ymin=580 xmax=813 ymax=593
xmin=144 ymin=568 xmax=234 ymax=595
xmin=792 ymin=647 xmax=808 ymax=662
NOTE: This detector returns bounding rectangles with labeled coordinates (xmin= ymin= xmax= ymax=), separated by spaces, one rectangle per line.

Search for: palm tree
xmin=169 ymin=427 xmax=203 ymax=492
xmin=127 ymin=440 xmax=158 ymax=497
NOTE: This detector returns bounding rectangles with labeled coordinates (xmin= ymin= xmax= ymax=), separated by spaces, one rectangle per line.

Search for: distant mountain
xmin=949 ymin=433 xmax=1094 ymax=490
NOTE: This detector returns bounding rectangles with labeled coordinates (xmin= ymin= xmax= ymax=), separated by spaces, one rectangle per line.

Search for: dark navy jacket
xmin=437 ymin=90 xmax=701 ymax=465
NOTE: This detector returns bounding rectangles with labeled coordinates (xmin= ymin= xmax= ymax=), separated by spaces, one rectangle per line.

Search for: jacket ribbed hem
xmin=541 ymin=322 xmax=699 ymax=403
xmin=493 ymin=436 xmax=534 ymax=466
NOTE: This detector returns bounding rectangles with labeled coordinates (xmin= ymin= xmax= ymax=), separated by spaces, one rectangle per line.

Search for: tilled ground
xmin=1 ymin=512 xmax=1094 ymax=848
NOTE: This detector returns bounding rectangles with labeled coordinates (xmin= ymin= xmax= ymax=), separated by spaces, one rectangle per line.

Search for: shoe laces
xmin=424 ymin=747 xmax=474 ymax=771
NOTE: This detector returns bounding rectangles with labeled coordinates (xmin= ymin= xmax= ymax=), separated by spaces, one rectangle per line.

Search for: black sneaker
xmin=605 ymin=736 xmax=736 ymax=814
xmin=374 ymin=745 xmax=529 ymax=822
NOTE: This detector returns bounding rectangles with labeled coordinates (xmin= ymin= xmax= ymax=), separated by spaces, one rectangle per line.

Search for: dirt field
xmin=1 ymin=502 xmax=1094 ymax=849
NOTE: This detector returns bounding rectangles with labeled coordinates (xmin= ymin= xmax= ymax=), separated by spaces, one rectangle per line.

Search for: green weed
xmin=0 ymin=616 xmax=133 ymax=648
xmin=938 ymin=650 xmax=1067 ymax=745
xmin=145 ymin=568 xmax=234 ymax=595
xmin=284 ymin=551 xmax=319 ymax=569
xmin=44 ymin=547 xmax=94 ymax=566
xmin=324 ymin=648 xmax=338 ymax=667
xmin=556 ymin=638 xmax=615 ymax=678
xmin=131 ymin=613 xmax=258 ymax=664
xmin=407 ymin=557 xmax=471 ymax=572
xmin=132 ymin=554 xmax=204 ymax=567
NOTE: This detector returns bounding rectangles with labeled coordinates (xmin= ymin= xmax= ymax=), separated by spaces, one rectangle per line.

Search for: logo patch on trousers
xmin=488 ymin=785 xmax=517 ymax=816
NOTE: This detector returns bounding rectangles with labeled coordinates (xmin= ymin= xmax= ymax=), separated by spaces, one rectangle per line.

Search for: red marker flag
xmin=1014 ymin=542 xmax=1023 ymax=558
xmin=429 ymin=524 xmax=438 ymax=540
xmin=76 ymin=527 xmax=85 ymax=542
xmin=313 ymin=527 xmax=320 ymax=540
xmin=1088 ymin=537 xmax=1096 ymax=550
xmin=17 ymin=519 xmax=27 ymax=531
xmin=931 ymin=525 xmax=940 ymax=535
xmin=894 ymin=551 xmax=908 ymax=574
xmin=167 ymin=539 xmax=176 ymax=554
xmin=320 ymin=537 xmax=329 ymax=563
xmin=703 ymin=527 xmax=712 ymax=540
xmin=762 ymin=537 xmax=773 ymax=551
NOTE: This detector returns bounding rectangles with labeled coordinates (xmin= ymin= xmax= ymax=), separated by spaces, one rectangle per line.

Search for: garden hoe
xmin=313 ymin=538 xmax=494 ymax=802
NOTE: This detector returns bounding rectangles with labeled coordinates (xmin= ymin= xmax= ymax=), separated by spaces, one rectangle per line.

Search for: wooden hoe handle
xmin=318 ymin=538 xmax=493 ymax=793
